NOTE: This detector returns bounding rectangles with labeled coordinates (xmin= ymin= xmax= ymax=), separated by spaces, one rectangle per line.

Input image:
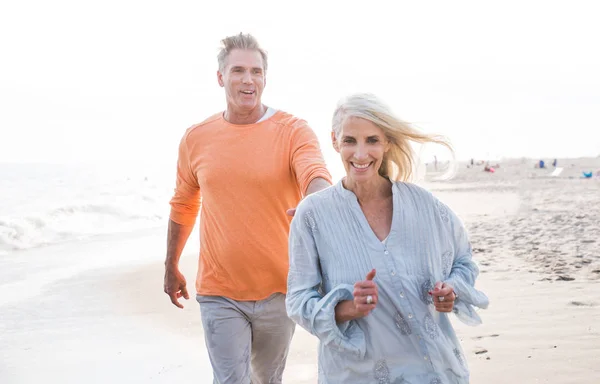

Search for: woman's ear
xmin=384 ymin=137 xmax=392 ymax=153
xmin=331 ymin=131 xmax=340 ymax=153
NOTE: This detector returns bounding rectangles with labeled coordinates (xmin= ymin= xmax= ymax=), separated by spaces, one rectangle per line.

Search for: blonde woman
xmin=286 ymin=93 xmax=488 ymax=383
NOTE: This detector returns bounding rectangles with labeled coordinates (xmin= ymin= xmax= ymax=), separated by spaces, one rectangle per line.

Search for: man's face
xmin=217 ymin=49 xmax=266 ymax=113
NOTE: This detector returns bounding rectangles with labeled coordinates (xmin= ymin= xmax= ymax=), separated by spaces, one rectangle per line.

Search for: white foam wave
xmin=0 ymin=201 xmax=167 ymax=251
xmin=0 ymin=163 xmax=175 ymax=253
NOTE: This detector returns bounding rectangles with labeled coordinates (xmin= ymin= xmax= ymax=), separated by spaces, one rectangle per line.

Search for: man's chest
xmin=191 ymin=133 xmax=291 ymax=191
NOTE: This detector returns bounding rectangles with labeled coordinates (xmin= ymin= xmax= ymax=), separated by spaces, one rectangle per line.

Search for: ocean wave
xmin=0 ymin=162 xmax=176 ymax=253
xmin=0 ymin=200 xmax=168 ymax=252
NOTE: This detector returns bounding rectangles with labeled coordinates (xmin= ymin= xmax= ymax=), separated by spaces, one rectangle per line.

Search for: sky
xmin=1 ymin=0 xmax=599 ymax=172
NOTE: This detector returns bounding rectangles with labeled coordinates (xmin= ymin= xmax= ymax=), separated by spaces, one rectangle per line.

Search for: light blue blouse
xmin=286 ymin=180 xmax=489 ymax=384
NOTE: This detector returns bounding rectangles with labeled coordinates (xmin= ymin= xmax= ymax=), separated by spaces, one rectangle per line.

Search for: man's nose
xmin=242 ymin=71 xmax=252 ymax=84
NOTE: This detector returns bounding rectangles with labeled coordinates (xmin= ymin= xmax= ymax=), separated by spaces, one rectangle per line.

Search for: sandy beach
xmin=1 ymin=157 xmax=599 ymax=383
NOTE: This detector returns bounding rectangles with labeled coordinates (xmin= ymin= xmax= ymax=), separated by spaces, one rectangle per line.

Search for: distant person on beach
xmin=483 ymin=161 xmax=497 ymax=173
xmin=163 ymin=33 xmax=332 ymax=383
xmin=552 ymin=158 xmax=558 ymax=167
xmin=538 ymin=159 xmax=546 ymax=168
xmin=286 ymin=93 xmax=489 ymax=383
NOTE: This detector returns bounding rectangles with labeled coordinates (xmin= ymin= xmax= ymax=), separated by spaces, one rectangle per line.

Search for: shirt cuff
xmin=169 ymin=208 xmax=198 ymax=226
xmin=445 ymin=277 xmax=489 ymax=326
xmin=303 ymin=169 xmax=333 ymax=194
xmin=310 ymin=284 xmax=367 ymax=358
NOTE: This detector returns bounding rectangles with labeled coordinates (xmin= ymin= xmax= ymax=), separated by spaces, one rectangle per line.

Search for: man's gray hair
xmin=217 ymin=33 xmax=268 ymax=72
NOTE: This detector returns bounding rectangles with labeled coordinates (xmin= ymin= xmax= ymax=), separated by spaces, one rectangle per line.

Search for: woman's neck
xmin=343 ymin=176 xmax=392 ymax=203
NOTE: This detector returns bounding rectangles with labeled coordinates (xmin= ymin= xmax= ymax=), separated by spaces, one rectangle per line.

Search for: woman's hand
xmin=353 ymin=269 xmax=378 ymax=317
xmin=430 ymin=281 xmax=456 ymax=313
xmin=335 ymin=269 xmax=379 ymax=323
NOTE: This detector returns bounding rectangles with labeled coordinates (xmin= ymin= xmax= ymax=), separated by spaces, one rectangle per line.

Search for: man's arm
xmin=288 ymin=120 xmax=333 ymax=198
xmin=165 ymin=219 xmax=194 ymax=269
xmin=164 ymin=219 xmax=195 ymax=308
xmin=305 ymin=177 xmax=332 ymax=196
xmin=165 ymin=129 xmax=202 ymax=308
xmin=286 ymin=177 xmax=332 ymax=217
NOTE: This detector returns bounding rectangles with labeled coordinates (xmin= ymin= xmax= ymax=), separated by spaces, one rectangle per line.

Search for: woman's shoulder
xmin=392 ymin=181 xmax=436 ymax=202
xmin=295 ymin=184 xmax=339 ymax=213
xmin=392 ymin=181 xmax=457 ymax=222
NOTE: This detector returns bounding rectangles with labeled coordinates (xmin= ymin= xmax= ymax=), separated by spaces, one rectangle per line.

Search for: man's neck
xmin=224 ymin=104 xmax=266 ymax=125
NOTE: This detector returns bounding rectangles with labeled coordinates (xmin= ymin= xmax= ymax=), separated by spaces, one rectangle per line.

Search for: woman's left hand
xmin=430 ymin=282 xmax=456 ymax=313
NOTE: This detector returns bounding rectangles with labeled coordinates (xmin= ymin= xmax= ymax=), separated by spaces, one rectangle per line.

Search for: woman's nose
xmin=354 ymin=146 xmax=368 ymax=160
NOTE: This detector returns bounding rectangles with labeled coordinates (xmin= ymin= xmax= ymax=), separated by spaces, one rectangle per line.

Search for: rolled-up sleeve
xmin=286 ymin=200 xmax=366 ymax=357
xmin=444 ymin=207 xmax=489 ymax=326
xmin=169 ymin=132 xmax=201 ymax=226
xmin=290 ymin=122 xmax=332 ymax=195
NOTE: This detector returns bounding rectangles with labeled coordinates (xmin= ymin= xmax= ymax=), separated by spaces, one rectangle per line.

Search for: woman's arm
xmin=285 ymin=202 xmax=366 ymax=355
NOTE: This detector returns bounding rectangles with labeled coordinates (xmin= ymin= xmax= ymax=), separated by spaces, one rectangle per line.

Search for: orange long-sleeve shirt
xmin=169 ymin=110 xmax=332 ymax=301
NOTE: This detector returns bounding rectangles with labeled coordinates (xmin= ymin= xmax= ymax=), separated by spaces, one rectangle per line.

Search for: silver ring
xmin=438 ymin=296 xmax=445 ymax=302
xmin=366 ymin=295 xmax=373 ymax=304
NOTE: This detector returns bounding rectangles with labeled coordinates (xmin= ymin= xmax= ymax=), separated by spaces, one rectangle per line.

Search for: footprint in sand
xmin=569 ymin=301 xmax=596 ymax=307
xmin=474 ymin=347 xmax=489 ymax=355
xmin=556 ymin=275 xmax=575 ymax=281
xmin=473 ymin=334 xmax=500 ymax=340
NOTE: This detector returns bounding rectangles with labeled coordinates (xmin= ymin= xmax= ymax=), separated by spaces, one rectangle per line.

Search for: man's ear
xmin=331 ymin=131 xmax=340 ymax=153
xmin=217 ymin=71 xmax=224 ymax=87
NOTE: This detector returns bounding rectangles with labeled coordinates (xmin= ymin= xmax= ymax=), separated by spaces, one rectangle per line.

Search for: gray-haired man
xmin=163 ymin=33 xmax=332 ymax=383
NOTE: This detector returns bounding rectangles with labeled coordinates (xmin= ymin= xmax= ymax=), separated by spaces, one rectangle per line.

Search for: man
xmin=163 ymin=33 xmax=332 ymax=384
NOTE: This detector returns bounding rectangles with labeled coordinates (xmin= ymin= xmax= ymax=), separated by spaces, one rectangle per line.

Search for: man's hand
xmin=164 ymin=267 xmax=189 ymax=309
xmin=286 ymin=208 xmax=296 ymax=217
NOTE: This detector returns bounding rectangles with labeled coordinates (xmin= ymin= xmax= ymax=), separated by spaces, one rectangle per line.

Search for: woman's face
xmin=333 ymin=117 xmax=390 ymax=183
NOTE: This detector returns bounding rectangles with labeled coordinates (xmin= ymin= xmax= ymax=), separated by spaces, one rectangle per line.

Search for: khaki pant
xmin=197 ymin=293 xmax=295 ymax=384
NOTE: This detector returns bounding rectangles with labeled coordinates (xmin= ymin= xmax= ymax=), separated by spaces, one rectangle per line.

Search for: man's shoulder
xmin=184 ymin=112 xmax=224 ymax=138
xmin=270 ymin=110 xmax=311 ymax=131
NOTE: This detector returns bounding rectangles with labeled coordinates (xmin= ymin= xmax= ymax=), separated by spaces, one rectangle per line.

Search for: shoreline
xmin=2 ymin=172 xmax=600 ymax=383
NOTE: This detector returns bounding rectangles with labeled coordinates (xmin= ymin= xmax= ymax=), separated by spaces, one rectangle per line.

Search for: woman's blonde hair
xmin=332 ymin=93 xmax=454 ymax=182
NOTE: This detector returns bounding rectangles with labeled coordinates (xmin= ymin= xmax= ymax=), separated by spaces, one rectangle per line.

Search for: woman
xmin=286 ymin=93 xmax=488 ymax=383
